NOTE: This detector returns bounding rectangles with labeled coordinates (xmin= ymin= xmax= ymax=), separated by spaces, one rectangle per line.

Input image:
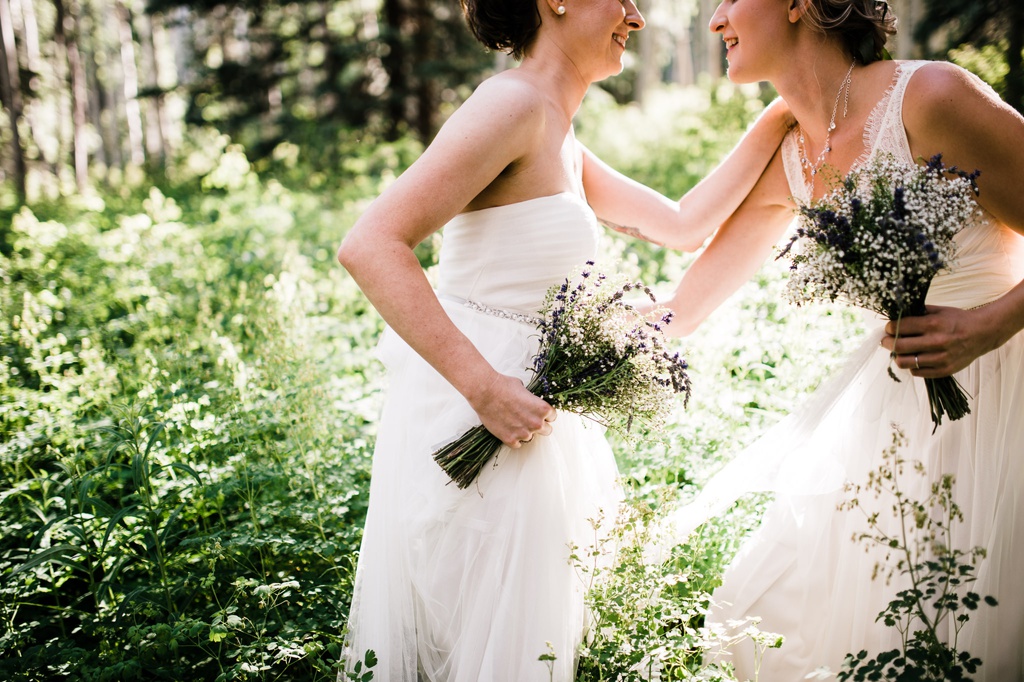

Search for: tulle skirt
xmin=702 ymin=324 xmax=1024 ymax=680
xmin=343 ymin=299 xmax=621 ymax=682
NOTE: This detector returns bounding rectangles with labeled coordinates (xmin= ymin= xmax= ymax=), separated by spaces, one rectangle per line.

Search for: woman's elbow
xmin=336 ymin=231 xmax=367 ymax=275
xmin=669 ymin=233 xmax=709 ymax=254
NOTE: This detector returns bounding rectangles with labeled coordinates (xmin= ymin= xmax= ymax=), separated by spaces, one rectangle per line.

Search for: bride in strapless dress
xmin=336 ymin=0 xmax=793 ymax=678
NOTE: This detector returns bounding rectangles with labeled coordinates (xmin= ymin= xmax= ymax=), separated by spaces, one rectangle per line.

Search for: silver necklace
xmin=799 ymin=59 xmax=856 ymax=179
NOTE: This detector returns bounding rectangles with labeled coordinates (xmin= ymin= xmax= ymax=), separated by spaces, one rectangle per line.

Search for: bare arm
xmin=337 ymin=78 xmax=555 ymax=446
xmin=883 ymin=62 xmax=1024 ymax=377
xmin=658 ymin=146 xmax=796 ymax=337
xmin=582 ymin=97 xmax=794 ymax=252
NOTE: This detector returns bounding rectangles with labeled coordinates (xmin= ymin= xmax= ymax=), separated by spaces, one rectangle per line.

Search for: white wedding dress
xmin=670 ymin=62 xmax=1024 ymax=680
xmin=343 ymin=193 xmax=621 ymax=681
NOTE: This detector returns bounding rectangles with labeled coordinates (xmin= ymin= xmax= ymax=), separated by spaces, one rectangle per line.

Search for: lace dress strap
xmin=780 ymin=61 xmax=932 ymax=203
xmin=859 ymin=60 xmax=929 ymax=167
xmin=780 ymin=130 xmax=811 ymax=205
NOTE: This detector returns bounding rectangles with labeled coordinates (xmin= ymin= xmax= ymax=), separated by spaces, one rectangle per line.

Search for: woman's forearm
xmin=583 ymin=100 xmax=793 ymax=253
xmin=337 ymin=228 xmax=498 ymax=404
xmin=674 ymin=98 xmax=794 ymax=236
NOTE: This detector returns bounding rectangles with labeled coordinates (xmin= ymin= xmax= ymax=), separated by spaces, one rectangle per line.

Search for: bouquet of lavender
xmin=778 ymin=153 xmax=982 ymax=430
xmin=433 ymin=261 xmax=692 ymax=489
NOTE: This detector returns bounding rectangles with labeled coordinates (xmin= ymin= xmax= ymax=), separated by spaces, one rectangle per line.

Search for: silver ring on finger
xmin=915 ymin=355 xmax=920 ymax=370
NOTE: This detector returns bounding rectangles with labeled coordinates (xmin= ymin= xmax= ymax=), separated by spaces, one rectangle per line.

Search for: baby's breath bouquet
xmin=433 ymin=261 xmax=692 ymax=489
xmin=778 ymin=153 xmax=981 ymax=430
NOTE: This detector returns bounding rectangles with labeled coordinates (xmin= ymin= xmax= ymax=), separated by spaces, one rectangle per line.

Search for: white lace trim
xmin=856 ymin=60 xmax=928 ymax=170
xmin=781 ymin=131 xmax=810 ymax=205
xmin=781 ymin=60 xmax=931 ymax=203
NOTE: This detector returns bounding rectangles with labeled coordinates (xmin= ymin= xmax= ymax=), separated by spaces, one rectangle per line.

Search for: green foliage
xmin=0 ymin=144 xmax=383 ymax=680
xmin=573 ymin=500 xmax=781 ymax=681
xmin=948 ymin=42 xmax=1010 ymax=99
xmin=837 ymin=427 xmax=996 ymax=681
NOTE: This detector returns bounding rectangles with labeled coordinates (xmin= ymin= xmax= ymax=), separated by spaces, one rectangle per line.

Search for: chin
xmin=725 ymin=64 xmax=759 ymax=85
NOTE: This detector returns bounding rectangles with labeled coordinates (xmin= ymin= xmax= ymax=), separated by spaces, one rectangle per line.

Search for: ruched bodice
xmin=437 ymin=192 xmax=600 ymax=315
xmin=781 ymin=61 xmax=1024 ymax=309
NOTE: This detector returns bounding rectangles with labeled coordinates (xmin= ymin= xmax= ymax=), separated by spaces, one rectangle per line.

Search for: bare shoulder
xmin=449 ymin=71 xmax=548 ymax=135
xmin=902 ymin=61 xmax=1021 ymax=160
xmin=903 ymin=61 xmax=1006 ymax=128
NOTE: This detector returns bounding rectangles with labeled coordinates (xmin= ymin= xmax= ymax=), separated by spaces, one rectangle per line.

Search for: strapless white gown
xmin=684 ymin=62 xmax=1024 ymax=680
xmin=343 ymin=193 xmax=621 ymax=681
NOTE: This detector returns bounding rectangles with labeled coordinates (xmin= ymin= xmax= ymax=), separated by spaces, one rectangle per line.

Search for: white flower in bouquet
xmin=433 ymin=261 xmax=691 ymax=489
xmin=778 ymin=153 xmax=982 ymax=429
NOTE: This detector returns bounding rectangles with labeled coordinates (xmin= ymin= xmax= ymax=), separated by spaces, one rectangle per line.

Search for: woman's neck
xmin=774 ymin=47 xmax=859 ymax=145
xmin=518 ymin=42 xmax=591 ymax=120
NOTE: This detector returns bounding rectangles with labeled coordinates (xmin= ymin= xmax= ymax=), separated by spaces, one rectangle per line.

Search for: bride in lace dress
xmin=657 ymin=0 xmax=1024 ymax=679
xmin=336 ymin=0 xmax=793 ymax=678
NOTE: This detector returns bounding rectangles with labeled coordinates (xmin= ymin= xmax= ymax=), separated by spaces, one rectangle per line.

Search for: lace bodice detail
xmin=436 ymin=192 xmax=601 ymax=316
xmin=781 ymin=62 xmax=927 ymax=205
xmin=781 ymin=61 xmax=1024 ymax=309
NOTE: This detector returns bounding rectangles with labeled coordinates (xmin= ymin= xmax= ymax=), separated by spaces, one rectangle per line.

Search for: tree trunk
xmin=16 ymin=0 xmax=54 ymax=174
xmin=701 ymin=0 xmax=722 ymax=79
xmin=55 ymin=0 xmax=89 ymax=191
xmin=1006 ymin=2 xmax=1024 ymax=114
xmin=381 ymin=0 xmax=410 ymax=140
xmin=634 ymin=0 xmax=659 ymax=104
xmin=411 ymin=0 xmax=435 ymax=140
xmin=0 ymin=0 xmax=27 ymax=204
xmin=138 ymin=11 xmax=167 ymax=166
xmin=673 ymin=22 xmax=695 ymax=87
xmin=51 ymin=0 xmax=70 ymax=176
xmin=116 ymin=0 xmax=145 ymax=166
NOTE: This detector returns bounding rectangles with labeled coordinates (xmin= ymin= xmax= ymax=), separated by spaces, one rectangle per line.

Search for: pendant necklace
xmin=799 ymin=59 xmax=856 ymax=186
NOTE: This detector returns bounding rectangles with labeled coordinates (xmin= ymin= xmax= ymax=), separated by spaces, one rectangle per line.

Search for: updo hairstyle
xmin=802 ymin=0 xmax=897 ymax=64
xmin=460 ymin=0 xmax=541 ymax=60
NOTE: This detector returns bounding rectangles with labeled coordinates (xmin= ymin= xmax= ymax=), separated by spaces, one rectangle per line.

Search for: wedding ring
xmin=915 ymin=355 xmax=920 ymax=370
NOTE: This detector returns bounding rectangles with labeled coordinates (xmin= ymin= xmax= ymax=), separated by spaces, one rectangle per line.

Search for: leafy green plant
xmin=573 ymin=498 xmax=779 ymax=681
xmin=837 ymin=426 xmax=997 ymax=681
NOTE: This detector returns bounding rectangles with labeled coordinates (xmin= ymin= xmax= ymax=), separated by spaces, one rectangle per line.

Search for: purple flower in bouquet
xmin=778 ymin=153 xmax=982 ymax=430
xmin=433 ymin=262 xmax=692 ymax=489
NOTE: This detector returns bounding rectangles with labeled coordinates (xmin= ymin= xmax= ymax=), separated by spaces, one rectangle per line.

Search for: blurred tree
xmin=916 ymin=0 xmax=1024 ymax=113
xmin=52 ymin=0 xmax=90 ymax=190
xmin=0 ymin=0 xmax=27 ymax=203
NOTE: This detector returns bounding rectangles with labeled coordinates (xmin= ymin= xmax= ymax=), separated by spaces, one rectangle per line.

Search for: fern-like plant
xmin=837 ymin=426 xmax=997 ymax=681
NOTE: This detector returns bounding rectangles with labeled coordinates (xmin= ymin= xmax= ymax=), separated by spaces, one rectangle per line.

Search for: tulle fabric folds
xmin=344 ymin=300 xmax=621 ymax=681
xmin=678 ymin=323 xmax=1024 ymax=680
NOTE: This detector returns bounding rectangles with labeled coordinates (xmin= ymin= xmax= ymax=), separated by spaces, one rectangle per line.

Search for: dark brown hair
xmin=460 ymin=0 xmax=542 ymax=60
xmin=802 ymin=0 xmax=897 ymax=64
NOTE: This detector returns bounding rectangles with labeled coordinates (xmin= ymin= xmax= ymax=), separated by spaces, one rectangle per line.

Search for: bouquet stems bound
xmin=433 ymin=262 xmax=691 ymax=489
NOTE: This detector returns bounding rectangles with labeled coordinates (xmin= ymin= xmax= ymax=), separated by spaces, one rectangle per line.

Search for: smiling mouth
xmin=724 ymin=38 xmax=738 ymax=49
xmin=613 ymin=34 xmax=627 ymax=49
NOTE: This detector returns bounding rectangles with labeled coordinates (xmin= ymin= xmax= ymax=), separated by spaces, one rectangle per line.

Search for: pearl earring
xmin=556 ymin=5 xmax=565 ymax=14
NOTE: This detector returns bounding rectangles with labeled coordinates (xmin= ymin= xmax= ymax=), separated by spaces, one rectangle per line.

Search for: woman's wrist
xmin=976 ymin=295 xmax=1024 ymax=353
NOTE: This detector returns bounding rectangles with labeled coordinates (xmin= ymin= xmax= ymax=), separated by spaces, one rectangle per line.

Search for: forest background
xmin=0 ymin=0 xmax=1020 ymax=679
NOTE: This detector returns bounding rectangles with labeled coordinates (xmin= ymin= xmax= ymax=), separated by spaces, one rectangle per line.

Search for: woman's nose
xmin=624 ymin=0 xmax=645 ymax=30
xmin=709 ymin=1 xmax=727 ymax=33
